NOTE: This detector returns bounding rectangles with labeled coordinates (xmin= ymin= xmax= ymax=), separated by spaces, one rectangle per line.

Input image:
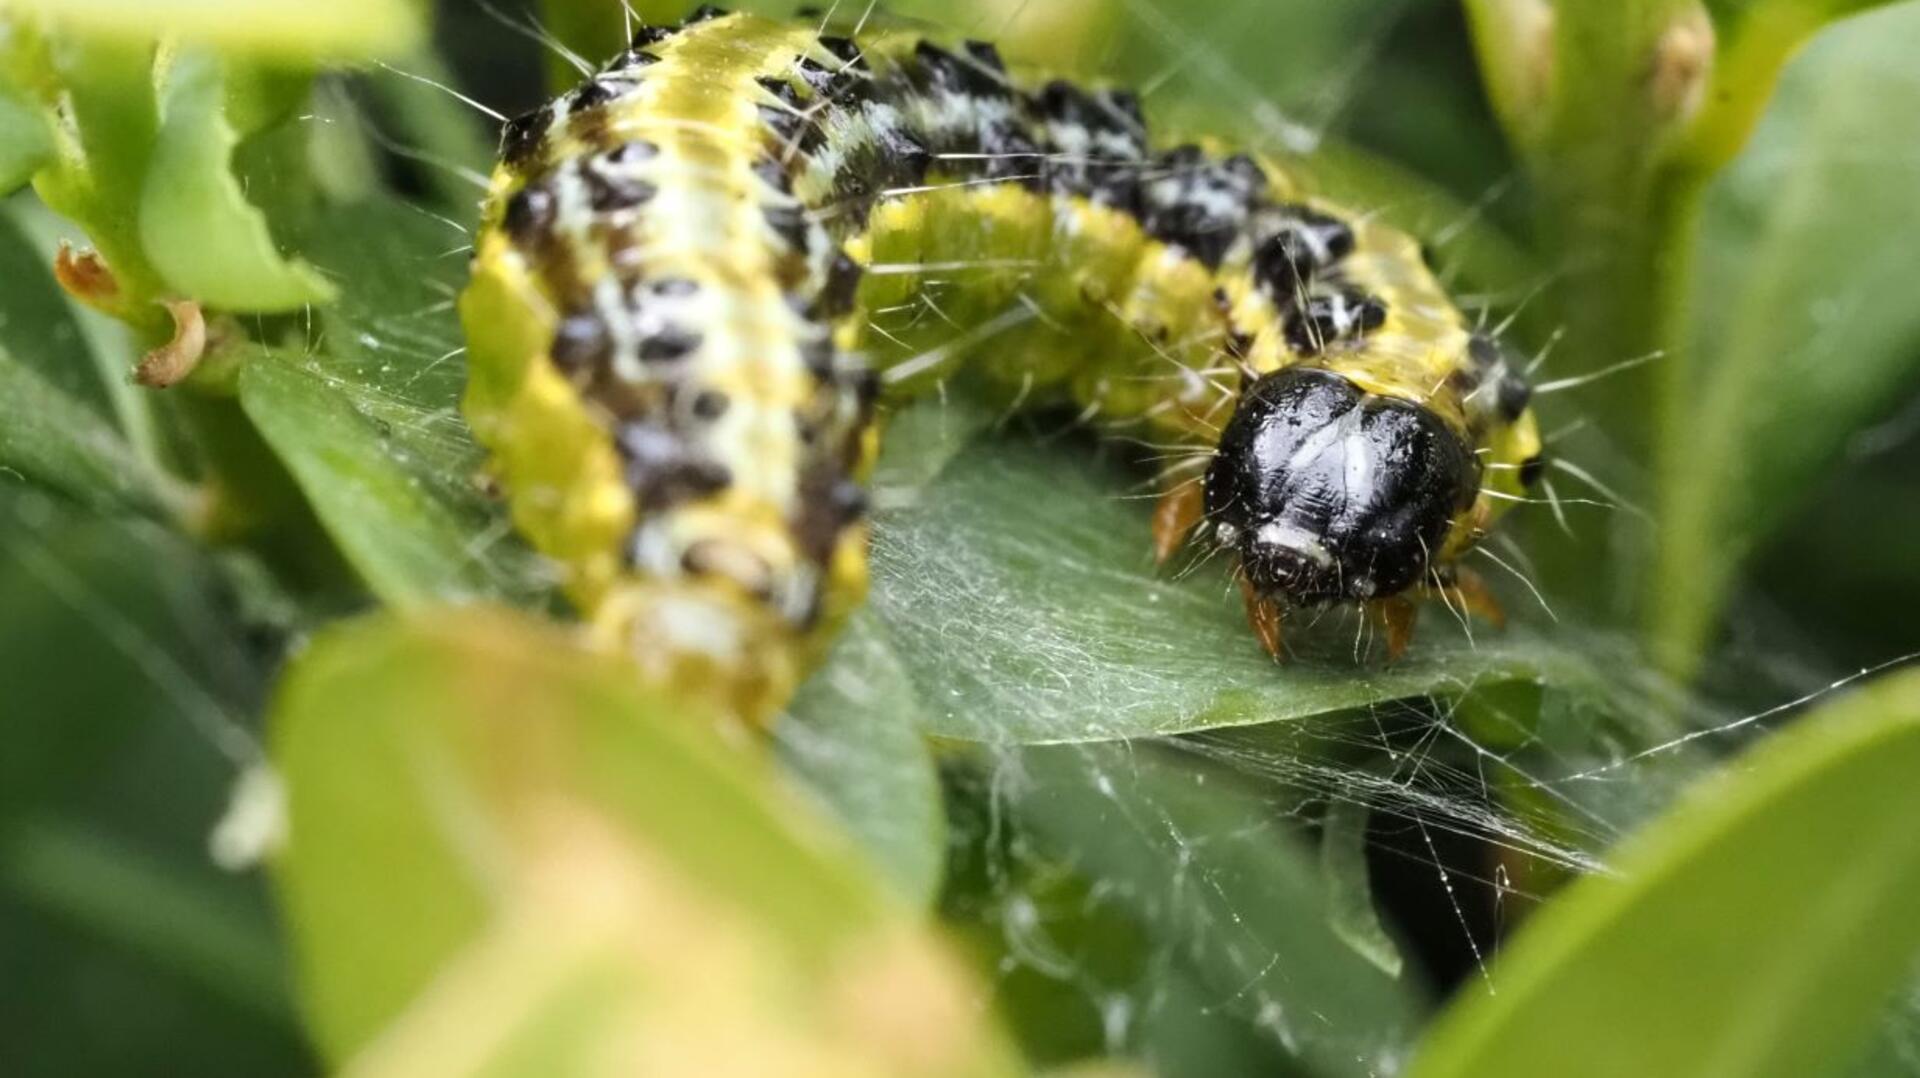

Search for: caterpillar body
xmin=459 ymin=6 xmax=1544 ymax=722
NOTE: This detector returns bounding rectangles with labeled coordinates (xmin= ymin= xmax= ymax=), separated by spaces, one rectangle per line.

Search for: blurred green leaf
xmin=1 ymin=817 xmax=290 ymax=1020
xmin=1652 ymin=3 xmax=1920 ymax=674
xmin=864 ymin=415 xmax=1605 ymax=744
xmin=0 ymin=83 xmax=52 ymax=195
xmin=271 ymin=608 xmax=1017 ymax=1074
xmin=779 ymin=611 xmax=948 ymax=907
xmin=0 ymin=490 xmax=253 ymax=817
xmin=0 ymin=201 xmax=124 ymax=422
xmin=355 ymin=54 xmax=494 ymax=214
xmin=1680 ymin=0 xmax=1909 ymax=174
xmin=0 ymin=342 xmax=188 ymax=515
xmin=140 ymin=51 xmax=334 ymax=312
xmin=27 ymin=36 xmax=172 ymax=329
xmin=1407 ymin=666 xmax=1920 ymax=1078
xmin=5 ymin=0 xmax=423 ymax=60
xmin=237 ymin=352 xmax=544 ymax=606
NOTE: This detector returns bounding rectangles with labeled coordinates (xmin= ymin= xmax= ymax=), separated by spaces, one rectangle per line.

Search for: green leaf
xmin=779 ymin=611 xmax=948 ymax=907
xmin=1678 ymin=0 xmax=1909 ymax=174
xmin=5 ymin=0 xmax=422 ymax=60
xmin=0 ymin=341 xmax=188 ymax=516
xmin=1652 ymin=3 xmax=1920 ymax=673
xmin=297 ymin=198 xmax=477 ymax=415
xmin=1407 ymin=666 xmax=1920 ymax=1078
xmin=864 ymin=412 xmax=1604 ymax=744
xmin=1003 ymin=741 xmax=1428 ymax=1076
xmin=1 ymin=817 xmax=290 ymax=1021
xmin=0 ymin=83 xmax=53 ymax=195
xmin=0 ymin=201 xmax=132 ymax=430
xmin=270 ymin=608 xmax=1018 ymax=1074
xmin=237 ymin=353 xmax=546 ymax=607
xmin=140 ymin=51 xmax=334 ymax=312
xmin=1321 ymin=797 xmax=1405 ymax=980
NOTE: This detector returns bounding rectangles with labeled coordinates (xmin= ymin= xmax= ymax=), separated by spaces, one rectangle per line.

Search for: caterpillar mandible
xmin=458 ymin=6 xmax=1546 ymax=723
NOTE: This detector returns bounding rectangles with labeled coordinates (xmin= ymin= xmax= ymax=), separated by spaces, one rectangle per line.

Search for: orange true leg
xmin=1448 ymin=568 xmax=1507 ymax=629
xmin=1368 ymin=596 xmax=1420 ymax=663
xmin=1421 ymin=568 xmax=1507 ymax=630
xmin=1237 ymin=574 xmax=1287 ymax=660
xmin=1152 ymin=478 xmax=1206 ymax=565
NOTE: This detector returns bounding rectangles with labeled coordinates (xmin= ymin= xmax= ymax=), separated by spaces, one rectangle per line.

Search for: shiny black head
xmin=1204 ymin=368 xmax=1478 ymax=603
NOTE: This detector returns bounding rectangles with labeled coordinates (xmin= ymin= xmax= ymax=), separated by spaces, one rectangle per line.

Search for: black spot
xmin=869 ymin=120 xmax=931 ymax=182
xmin=814 ymin=251 xmax=863 ymax=318
xmin=763 ymin=200 xmax=810 ymax=255
xmin=1496 ymin=373 xmax=1533 ymax=420
xmin=799 ymin=336 xmax=837 ymax=380
xmin=758 ymin=102 xmax=814 ymax=148
xmin=752 ymin=155 xmax=793 ymax=193
xmin=1284 ymin=290 xmax=1387 ymax=354
xmin=1204 ymin=367 xmax=1478 ymax=603
xmin=756 ymin=74 xmax=803 ymax=106
xmin=1034 ymin=79 xmax=1146 ymax=206
xmin=573 ymin=75 xmax=639 ymax=111
xmin=794 ymin=56 xmax=840 ymax=95
xmin=642 ymin=461 xmax=733 ymax=512
xmin=551 ymin=312 xmax=611 ymax=371
xmin=615 ymin=423 xmax=733 ymax=514
xmin=630 ymin=24 xmax=675 ymax=48
xmin=1253 ymin=206 xmax=1355 ymax=299
xmin=690 ymin=390 xmax=730 ymax=420
xmin=792 ymin=466 xmax=868 ymax=566
xmin=846 ymin=365 xmax=880 ymax=413
xmin=502 ymin=183 xmax=556 ymax=242
xmin=1101 ymin=88 xmax=1146 ymax=129
xmin=680 ymin=540 xmax=772 ymax=598
xmin=816 ymin=35 xmax=866 ymax=69
xmin=639 ymin=326 xmax=702 ymax=363
xmin=820 ymin=113 xmax=929 ymax=209
xmin=962 ymin=39 xmax=1006 ymax=73
xmin=581 ymin=158 xmax=657 ymax=212
xmin=610 ymin=48 xmax=663 ymax=69
xmin=607 ymin=139 xmax=658 ymax=165
xmin=912 ymin=40 xmax=1009 ymax=99
xmin=1141 ymin=147 xmax=1268 ymax=268
xmin=683 ymin=4 xmax=729 ymax=23
xmin=646 ymin=276 xmax=700 ymax=299
xmin=978 ymin=119 xmax=1044 ymax=187
xmin=499 ymin=105 xmax=551 ymax=168
xmin=1518 ymin=453 xmax=1546 ymax=488
xmin=1465 ymin=334 xmax=1534 ymax=420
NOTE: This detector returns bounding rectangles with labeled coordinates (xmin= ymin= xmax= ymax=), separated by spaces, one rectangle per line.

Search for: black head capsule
xmin=1203 ymin=368 xmax=1479 ymax=604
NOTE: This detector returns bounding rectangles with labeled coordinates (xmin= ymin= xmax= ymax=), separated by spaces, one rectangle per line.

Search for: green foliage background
xmin=1 ymin=0 xmax=1918 ymax=1075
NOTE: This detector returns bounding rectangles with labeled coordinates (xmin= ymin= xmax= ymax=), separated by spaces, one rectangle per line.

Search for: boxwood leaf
xmin=0 ymin=83 xmax=52 ymax=195
xmin=140 ymin=51 xmax=335 ymax=312
xmin=270 ymin=607 xmax=1018 ymax=1074
xmin=1407 ymin=666 xmax=1920 ymax=1078
xmin=238 ymin=352 xmax=547 ymax=606
xmin=779 ymin=610 xmax=948 ymax=907
xmin=1652 ymin=4 xmax=1920 ymax=671
xmin=865 ymin=416 xmax=1605 ymax=744
xmin=4 ymin=0 xmax=422 ymax=60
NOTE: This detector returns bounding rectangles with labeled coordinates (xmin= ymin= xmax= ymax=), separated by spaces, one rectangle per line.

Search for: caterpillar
xmin=458 ymin=6 xmax=1545 ymax=723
